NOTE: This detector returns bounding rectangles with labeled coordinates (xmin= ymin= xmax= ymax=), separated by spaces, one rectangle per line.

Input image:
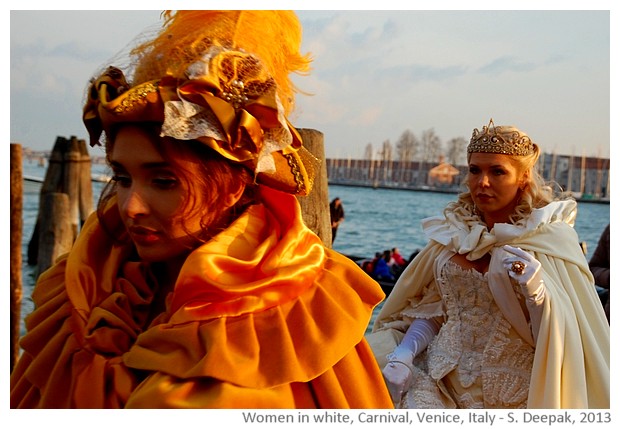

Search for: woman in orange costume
xmin=10 ymin=11 xmax=393 ymax=409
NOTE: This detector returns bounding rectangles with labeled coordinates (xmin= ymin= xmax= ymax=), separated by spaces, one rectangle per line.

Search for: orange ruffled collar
xmin=65 ymin=186 xmax=382 ymax=389
xmin=165 ymin=186 xmax=326 ymax=323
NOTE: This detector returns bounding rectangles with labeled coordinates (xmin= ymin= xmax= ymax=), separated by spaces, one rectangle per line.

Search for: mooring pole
xmin=297 ymin=129 xmax=332 ymax=247
xmin=10 ymin=143 xmax=23 ymax=371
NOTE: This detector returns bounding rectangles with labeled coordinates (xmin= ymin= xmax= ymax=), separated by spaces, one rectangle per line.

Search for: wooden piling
xmin=78 ymin=138 xmax=94 ymax=224
xmin=29 ymin=137 xmax=67 ymax=264
xmin=37 ymin=193 xmax=73 ymax=276
xmin=42 ymin=136 xmax=67 ymax=194
xmin=28 ymin=136 xmax=93 ymax=267
xmin=297 ymin=129 xmax=332 ymax=247
xmin=10 ymin=144 xmax=23 ymax=372
xmin=63 ymin=137 xmax=81 ymax=240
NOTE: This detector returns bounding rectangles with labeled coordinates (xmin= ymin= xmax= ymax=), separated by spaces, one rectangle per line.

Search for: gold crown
xmin=468 ymin=119 xmax=535 ymax=156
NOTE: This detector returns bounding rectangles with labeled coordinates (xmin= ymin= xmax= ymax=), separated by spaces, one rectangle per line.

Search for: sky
xmin=8 ymin=3 xmax=616 ymax=162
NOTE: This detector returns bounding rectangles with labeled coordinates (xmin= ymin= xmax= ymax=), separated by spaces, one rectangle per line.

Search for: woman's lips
xmin=128 ymin=225 xmax=160 ymax=245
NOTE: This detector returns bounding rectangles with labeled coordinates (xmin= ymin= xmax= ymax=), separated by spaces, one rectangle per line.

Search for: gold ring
xmin=511 ymin=261 xmax=526 ymax=275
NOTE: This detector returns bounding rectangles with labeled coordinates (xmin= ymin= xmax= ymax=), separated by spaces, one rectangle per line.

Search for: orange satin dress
xmin=10 ymin=187 xmax=393 ymax=408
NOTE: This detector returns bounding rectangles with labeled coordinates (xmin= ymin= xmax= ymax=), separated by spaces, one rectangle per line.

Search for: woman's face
xmin=109 ymin=125 xmax=206 ymax=263
xmin=467 ymin=152 xmax=526 ymax=226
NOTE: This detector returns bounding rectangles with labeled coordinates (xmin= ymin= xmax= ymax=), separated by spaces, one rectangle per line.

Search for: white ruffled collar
xmin=422 ymin=200 xmax=577 ymax=260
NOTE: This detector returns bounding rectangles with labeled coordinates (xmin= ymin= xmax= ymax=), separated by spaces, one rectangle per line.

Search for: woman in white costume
xmin=369 ymin=119 xmax=609 ymax=409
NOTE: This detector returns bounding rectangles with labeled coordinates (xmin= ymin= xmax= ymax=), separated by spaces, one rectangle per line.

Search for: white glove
xmin=382 ymin=359 xmax=413 ymax=405
xmin=502 ymin=244 xmax=546 ymax=341
xmin=382 ymin=317 xmax=441 ymax=404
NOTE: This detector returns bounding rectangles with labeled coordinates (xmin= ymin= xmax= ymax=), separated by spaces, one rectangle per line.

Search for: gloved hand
xmin=382 ymin=317 xmax=441 ymax=404
xmin=382 ymin=351 xmax=414 ymax=404
xmin=502 ymin=244 xmax=541 ymax=285
xmin=502 ymin=244 xmax=546 ymax=341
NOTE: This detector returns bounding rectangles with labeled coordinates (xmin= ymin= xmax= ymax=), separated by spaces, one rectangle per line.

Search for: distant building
xmin=428 ymin=157 xmax=460 ymax=186
xmin=539 ymin=152 xmax=610 ymax=200
xmin=327 ymin=152 xmax=609 ymax=200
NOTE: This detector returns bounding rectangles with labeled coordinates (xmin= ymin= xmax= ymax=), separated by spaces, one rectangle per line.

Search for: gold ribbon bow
xmin=82 ymin=47 xmax=317 ymax=195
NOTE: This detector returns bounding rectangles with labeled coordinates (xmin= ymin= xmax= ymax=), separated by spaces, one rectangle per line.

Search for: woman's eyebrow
xmin=109 ymin=160 xmax=171 ymax=170
xmin=469 ymin=163 xmax=505 ymax=168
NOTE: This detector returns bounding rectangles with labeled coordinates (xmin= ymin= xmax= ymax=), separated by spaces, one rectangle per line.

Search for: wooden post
xmin=10 ymin=144 xmax=23 ymax=372
xmin=64 ymin=137 xmax=81 ymax=240
xmin=42 ymin=136 xmax=67 ymax=194
xmin=37 ymin=193 xmax=73 ymax=276
xmin=297 ymin=129 xmax=332 ymax=247
xmin=28 ymin=136 xmax=92 ymax=268
xmin=28 ymin=137 xmax=67 ymax=264
xmin=77 ymin=138 xmax=94 ymax=225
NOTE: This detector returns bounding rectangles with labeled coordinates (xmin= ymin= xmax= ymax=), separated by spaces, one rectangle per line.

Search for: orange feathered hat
xmin=83 ymin=11 xmax=319 ymax=195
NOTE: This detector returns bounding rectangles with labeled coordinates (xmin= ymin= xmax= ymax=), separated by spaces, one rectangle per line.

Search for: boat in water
xmin=346 ymin=254 xmax=404 ymax=296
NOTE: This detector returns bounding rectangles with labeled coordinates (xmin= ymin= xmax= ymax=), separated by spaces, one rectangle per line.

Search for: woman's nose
xmin=478 ymin=174 xmax=490 ymax=187
xmin=121 ymin=187 xmax=149 ymax=218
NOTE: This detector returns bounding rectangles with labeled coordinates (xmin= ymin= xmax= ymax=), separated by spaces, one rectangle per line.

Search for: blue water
xmin=326 ymin=184 xmax=610 ymax=333
xmin=17 ymin=162 xmax=610 ymax=336
xmin=328 ymin=184 xmax=610 ymax=261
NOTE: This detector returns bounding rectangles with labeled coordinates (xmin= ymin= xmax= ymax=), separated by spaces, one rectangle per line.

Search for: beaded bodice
xmin=425 ymin=260 xmax=534 ymax=408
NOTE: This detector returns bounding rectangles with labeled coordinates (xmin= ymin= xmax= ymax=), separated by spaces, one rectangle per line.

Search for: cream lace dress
xmin=373 ymin=200 xmax=609 ymax=408
xmin=401 ymin=260 xmax=534 ymax=409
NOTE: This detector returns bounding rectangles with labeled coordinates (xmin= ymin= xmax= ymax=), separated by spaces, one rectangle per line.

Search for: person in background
xmin=362 ymin=252 xmax=381 ymax=276
xmin=589 ymin=223 xmax=610 ymax=322
xmin=367 ymin=119 xmax=609 ymax=409
xmin=329 ymin=197 xmax=345 ymax=244
xmin=10 ymin=11 xmax=393 ymax=409
xmin=407 ymin=248 xmax=421 ymax=264
xmin=390 ymin=247 xmax=408 ymax=276
xmin=390 ymin=247 xmax=405 ymax=266
xmin=373 ymin=249 xmax=396 ymax=282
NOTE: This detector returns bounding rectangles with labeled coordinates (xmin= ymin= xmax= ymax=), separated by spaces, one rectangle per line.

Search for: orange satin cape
xmin=10 ymin=186 xmax=392 ymax=408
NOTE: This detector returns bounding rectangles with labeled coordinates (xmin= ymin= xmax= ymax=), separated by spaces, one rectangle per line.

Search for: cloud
xmin=14 ymin=39 xmax=111 ymax=63
xmin=477 ymin=56 xmax=537 ymax=76
xmin=354 ymin=106 xmax=383 ymax=126
xmin=378 ymin=63 xmax=469 ymax=84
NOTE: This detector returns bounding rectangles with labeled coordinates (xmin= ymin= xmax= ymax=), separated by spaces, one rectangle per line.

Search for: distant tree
xmin=380 ymin=139 xmax=393 ymax=162
xmin=420 ymin=128 xmax=443 ymax=163
xmin=364 ymin=143 xmax=376 ymax=181
xmin=445 ymin=137 xmax=467 ymax=166
xmin=396 ymin=129 xmax=419 ymax=162
xmin=379 ymin=139 xmax=394 ymax=182
xmin=394 ymin=129 xmax=418 ymax=184
xmin=364 ymin=143 xmax=374 ymax=160
xmin=415 ymin=128 xmax=442 ymax=186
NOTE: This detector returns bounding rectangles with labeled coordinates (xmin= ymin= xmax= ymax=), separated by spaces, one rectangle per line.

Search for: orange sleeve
xmin=10 ymin=256 xmax=142 ymax=408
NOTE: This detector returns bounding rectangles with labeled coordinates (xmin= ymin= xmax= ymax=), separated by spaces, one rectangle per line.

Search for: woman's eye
xmin=469 ymin=167 xmax=479 ymax=174
xmin=111 ymin=174 xmax=131 ymax=187
xmin=152 ymin=177 xmax=178 ymax=189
